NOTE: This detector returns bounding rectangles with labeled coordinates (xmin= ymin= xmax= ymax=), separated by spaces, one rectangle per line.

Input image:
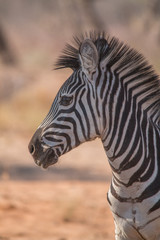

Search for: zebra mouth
xmin=35 ymin=148 xmax=58 ymax=169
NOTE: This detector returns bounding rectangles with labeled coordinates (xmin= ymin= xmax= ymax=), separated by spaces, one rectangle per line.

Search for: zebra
xmin=28 ymin=31 xmax=160 ymax=240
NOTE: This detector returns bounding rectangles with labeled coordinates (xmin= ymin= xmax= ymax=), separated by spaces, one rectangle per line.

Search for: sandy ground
xmin=0 ymin=128 xmax=114 ymax=240
xmin=0 ymin=181 xmax=114 ymax=240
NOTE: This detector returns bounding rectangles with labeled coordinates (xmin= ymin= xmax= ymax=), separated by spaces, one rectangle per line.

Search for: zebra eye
xmin=59 ymin=95 xmax=73 ymax=106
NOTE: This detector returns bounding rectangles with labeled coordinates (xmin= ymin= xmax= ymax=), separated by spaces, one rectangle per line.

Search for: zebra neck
xmin=102 ymin=108 xmax=160 ymax=183
xmin=99 ymin=77 xmax=160 ymax=185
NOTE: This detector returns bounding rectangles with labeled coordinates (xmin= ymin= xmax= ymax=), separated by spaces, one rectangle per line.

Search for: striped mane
xmin=55 ymin=31 xmax=107 ymax=70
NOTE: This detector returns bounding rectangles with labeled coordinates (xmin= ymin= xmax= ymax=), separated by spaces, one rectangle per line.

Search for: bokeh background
xmin=0 ymin=1 xmax=160 ymax=239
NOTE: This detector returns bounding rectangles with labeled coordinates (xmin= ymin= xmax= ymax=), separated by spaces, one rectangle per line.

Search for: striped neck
xmin=98 ymin=63 xmax=160 ymax=186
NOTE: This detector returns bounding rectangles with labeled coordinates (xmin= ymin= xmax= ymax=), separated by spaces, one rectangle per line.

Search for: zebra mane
xmin=55 ymin=31 xmax=156 ymax=78
xmin=55 ymin=31 xmax=108 ymax=70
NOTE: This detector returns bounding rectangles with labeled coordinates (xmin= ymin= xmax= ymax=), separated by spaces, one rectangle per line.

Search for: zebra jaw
xmin=35 ymin=148 xmax=58 ymax=169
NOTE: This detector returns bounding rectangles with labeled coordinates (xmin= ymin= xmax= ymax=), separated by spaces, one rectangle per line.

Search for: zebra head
xmin=29 ymin=34 xmax=105 ymax=168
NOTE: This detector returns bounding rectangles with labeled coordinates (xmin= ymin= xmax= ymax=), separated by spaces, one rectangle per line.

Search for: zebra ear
xmin=79 ymin=39 xmax=98 ymax=79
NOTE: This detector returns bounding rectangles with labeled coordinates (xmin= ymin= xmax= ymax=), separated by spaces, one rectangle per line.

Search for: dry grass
xmin=0 ymin=181 xmax=114 ymax=240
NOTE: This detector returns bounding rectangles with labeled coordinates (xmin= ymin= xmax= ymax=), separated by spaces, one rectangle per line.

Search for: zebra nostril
xmin=29 ymin=144 xmax=35 ymax=155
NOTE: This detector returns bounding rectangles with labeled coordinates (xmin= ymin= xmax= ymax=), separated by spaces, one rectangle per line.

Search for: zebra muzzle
xmin=28 ymin=128 xmax=58 ymax=169
xmin=36 ymin=148 xmax=58 ymax=169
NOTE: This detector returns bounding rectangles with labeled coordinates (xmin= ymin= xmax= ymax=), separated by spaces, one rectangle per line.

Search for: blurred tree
xmin=0 ymin=24 xmax=16 ymax=65
xmin=81 ymin=0 xmax=105 ymax=30
xmin=143 ymin=0 xmax=160 ymax=45
xmin=151 ymin=0 xmax=160 ymax=19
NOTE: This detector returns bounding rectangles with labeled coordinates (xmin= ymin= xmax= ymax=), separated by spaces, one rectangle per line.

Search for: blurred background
xmin=0 ymin=0 xmax=160 ymax=239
